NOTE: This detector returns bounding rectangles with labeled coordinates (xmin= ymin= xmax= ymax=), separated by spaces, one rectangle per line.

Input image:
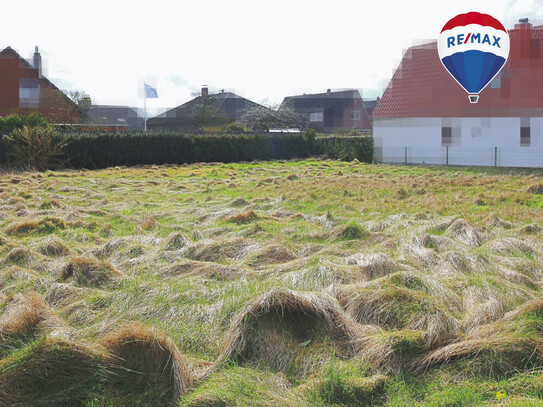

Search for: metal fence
xmin=375 ymin=146 xmax=543 ymax=168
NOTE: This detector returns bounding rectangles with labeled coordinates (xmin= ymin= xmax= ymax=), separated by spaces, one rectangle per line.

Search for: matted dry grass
xmin=0 ymin=291 xmax=67 ymax=342
xmin=61 ymin=255 xmax=122 ymax=287
xmin=218 ymin=289 xmax=362 ymax=373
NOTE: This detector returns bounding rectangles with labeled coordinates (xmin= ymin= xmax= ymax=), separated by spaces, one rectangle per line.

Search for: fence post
xmin=494 ymin=146 xmax=497 ymax=167
xmin=446 ymin=146 xmax=449 ymax=166
xmin=404 ymin=146 xmax=407 ymax=165
xmin=0 ymin=135 xmax=5 ymax=167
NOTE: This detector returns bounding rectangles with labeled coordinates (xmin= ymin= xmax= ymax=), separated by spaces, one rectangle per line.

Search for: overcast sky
xmin=3 ymin=0 xmax=542 ymax=115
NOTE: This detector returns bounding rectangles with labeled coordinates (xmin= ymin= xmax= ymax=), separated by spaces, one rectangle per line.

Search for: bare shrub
xmin=6 ymin=126 xmax=68 ymax=170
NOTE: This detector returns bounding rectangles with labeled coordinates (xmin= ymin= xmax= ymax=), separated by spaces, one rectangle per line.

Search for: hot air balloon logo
xmin=438 ymin=12 xmax=510 ymax=103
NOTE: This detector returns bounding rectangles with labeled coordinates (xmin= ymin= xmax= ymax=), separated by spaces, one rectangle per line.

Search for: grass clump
xmin=4 ymin=216 xmax=67 ymax=236
xmin=100 ymin=322 xmax=191 ymax=405
xmin=338 ymin=221 xmax=367 ymax=240
xmin=38 ymin=237 xmax=71 ymax=257
xmin=226 ymin=210 xmax=258 ymax=224
xmin=164 ymin=232 xmax=190 ymax=251
xmin=303 ymin=365 xmax=387 ymax=406
xmin=0 ymin=336 xmax=107 ymax=406
xmin=218 ymin=289 xmax=360 ymax=374
xmin=0 ymin=291 xmax=66 ymax=352
xmin=61 ymin=256 xmax=122 ymax=287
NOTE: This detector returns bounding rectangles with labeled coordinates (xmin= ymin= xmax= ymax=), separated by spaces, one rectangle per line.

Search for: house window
xmin=490 ymin=74 xmax=501 ymax=89
xmin=310 ymin=112 xmax=323 ymax=122
xmin=19 ymin=78 xmax=40 ymax=108
xmin=351 ymin=111 xmax=361 ymax=121
xmin=442 ymin=127 xmax=452 ymax=146
xmin=521 ymin=127 xmax=530 ymax=147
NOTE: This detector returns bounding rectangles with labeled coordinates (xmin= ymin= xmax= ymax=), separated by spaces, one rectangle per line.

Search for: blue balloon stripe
xmin=441 ymin=51 xmax=506 ymax=94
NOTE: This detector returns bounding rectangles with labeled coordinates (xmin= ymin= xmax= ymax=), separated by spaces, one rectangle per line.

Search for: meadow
xmin=0 ymin=159 xmax=543 ymax=406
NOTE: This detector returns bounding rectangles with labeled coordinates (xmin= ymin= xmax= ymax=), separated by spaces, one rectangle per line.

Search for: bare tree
xmin=240 ymin=106 xmax=309 ymax=132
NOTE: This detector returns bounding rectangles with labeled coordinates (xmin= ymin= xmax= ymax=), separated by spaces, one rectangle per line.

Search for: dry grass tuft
xmin=225 ymin=210 xmax=258 ymax=224
xmin=38 ymin=237 xmax=71 ymax=257
xmin=355 ymin=330 xmax=427 ymax=371
xmin=419 ymin=334 xmax=541 ymax=376
xmin=100 ymin=321 xmax=192 ymax=403
xmin=346 ymin=253 xmax=398 ymax=280
xmin=44 ymin=283 xmax=88 ymax=307
xmin=0 ymin=336 xmax=107 ymax=405
xmin=218 ymin=289 xmax=361 ymax=372
xmin=142 ymin=215 xmax=158 ymax=230
xmin=335 ymin=285 xmax=459 ymax=347
xmin=247 ymin=243 xmax=297 ymax=266
xmin=39 ymin=198 xmax=64 ymax=209
xmin=164 ymin=232 xmax=190 ymax=251
xmin=484 ymin=237 xmax=535 ymax=257
xmin=61 ymin=255 xmax=122 ymax=287
xmin=0 ymin=291 xmax=66 ymax=343
xmin=527 ymin=183 xmax=543 ymax=194
xmin=163 ymin=259 xmax=243 ymax=280
xmin=445 ymin=219 xmax=482 ymax=247
xmin=4 ymin=216 xmax=67 ymax=236
xmin=520 ymin=224 xmax=542 ymax=234
xmin=228 ymin=197 xmax=249 ymax=207
xmin=185 ymin=237 xmax=253 ymax=262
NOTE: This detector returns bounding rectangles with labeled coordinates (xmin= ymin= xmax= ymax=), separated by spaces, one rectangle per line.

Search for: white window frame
xmin=309 ymin=112 xmax=323 ymax=122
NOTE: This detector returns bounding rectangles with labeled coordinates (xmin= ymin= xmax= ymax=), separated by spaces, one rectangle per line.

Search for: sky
xmin=3 ymin=0 xmax=542 ymax=116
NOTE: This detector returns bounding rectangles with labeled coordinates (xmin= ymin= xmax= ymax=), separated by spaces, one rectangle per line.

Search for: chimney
xmin=33 ymin=46 xmax=42 ymax=77
xmin=511 ymin=18 xmax=533 ymax=59
xmin=201 ymin=85 xmax=209 ymax=97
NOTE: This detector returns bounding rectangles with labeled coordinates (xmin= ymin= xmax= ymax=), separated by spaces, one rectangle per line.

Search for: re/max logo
xmin=447 ymin=33 xmax=502 ymax=47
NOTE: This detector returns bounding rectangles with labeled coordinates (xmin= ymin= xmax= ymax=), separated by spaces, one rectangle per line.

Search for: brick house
xmin=0 ymin=46 xmax=78 ymax=122
xmin=279 ymin=89 xmax=372 ymax=133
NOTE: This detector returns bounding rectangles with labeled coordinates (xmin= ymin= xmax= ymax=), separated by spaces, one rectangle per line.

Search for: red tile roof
xmin=373 ymin=24 xmax=543 ymax=119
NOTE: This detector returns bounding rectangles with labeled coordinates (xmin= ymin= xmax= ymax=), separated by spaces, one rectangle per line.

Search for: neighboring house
xmin=363 ymin=98 xmax=380 ymax=123
xmin=373 ymin=18 xmax=543 ymax=168
xmin=148 ymin=86 xmax=262 ymax=130
xmin=0 ymin=46 xmax=78 ymax=122
xmin=279 ymin=89 xmax=372 ymax=133
xmin=84 ymin=104 xmax=144 ymax=131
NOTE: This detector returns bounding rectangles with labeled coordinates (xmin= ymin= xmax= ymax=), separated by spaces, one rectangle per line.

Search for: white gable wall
xmin=374 ymin=117 xmax=543 ymax=167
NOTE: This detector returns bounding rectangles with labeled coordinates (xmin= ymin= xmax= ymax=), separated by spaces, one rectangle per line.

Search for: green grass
xmin=0 ymin=160 xmax=542 ymax=405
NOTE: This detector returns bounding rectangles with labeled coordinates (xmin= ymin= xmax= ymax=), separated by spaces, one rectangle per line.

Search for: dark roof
xmin=280 ymin=89 xmax=362 ymax=112
xmin=150 ymin=91 xmax=261 ymax=122
xmin=84 ymin=105 xmax=144 ymax=129
xmin=363 ymin=99 xmax=379 ymax=118
xmin=373 ymin=24 xmax=543 ymax=119
xmin=280 ymin=89 xmax=372 ymax=128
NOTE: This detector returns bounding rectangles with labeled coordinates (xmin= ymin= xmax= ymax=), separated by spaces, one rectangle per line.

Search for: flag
xmin=145 ymin=83 xmax=158 ymax=98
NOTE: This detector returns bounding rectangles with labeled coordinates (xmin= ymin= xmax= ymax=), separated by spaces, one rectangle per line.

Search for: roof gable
xmin=373 ymin=24 xmax=543 ymax=119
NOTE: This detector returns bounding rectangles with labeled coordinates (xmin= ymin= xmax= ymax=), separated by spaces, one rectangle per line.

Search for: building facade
xmin=0 ymin=46 xmax=78 ymax=122
xmin=280 ymin=89 xmax=372 ymax=133
xmin=373 ymin=19 xmax=543 ymax=168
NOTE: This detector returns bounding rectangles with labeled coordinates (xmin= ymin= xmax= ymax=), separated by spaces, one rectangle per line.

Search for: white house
xmin=372 ymin=19 xmax=543 ymax=168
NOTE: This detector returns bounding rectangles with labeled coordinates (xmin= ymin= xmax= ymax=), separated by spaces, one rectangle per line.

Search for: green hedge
xmin=2 ymin=130 xmax=374 ymax=169
xmin=0 ymin=113 xmax=50 ymax=133
xmin=60 ymin=132 xmax=318 ymax=169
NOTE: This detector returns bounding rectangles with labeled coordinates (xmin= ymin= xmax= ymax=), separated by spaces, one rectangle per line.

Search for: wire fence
xmin=375 ymin=146 xmax=543 ymax=168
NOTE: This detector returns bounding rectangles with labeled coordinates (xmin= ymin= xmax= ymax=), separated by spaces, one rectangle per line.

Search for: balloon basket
xmin=469 ymin=95 xmax=479 ymax=103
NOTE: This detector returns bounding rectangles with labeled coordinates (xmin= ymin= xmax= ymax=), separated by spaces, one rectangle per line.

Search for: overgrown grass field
xmin=1 ymin=159 xmax=543 ymax=406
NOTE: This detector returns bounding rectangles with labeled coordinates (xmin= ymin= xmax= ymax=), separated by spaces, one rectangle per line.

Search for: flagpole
xmin=144 ymin=82 xmax=147 ymax=132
